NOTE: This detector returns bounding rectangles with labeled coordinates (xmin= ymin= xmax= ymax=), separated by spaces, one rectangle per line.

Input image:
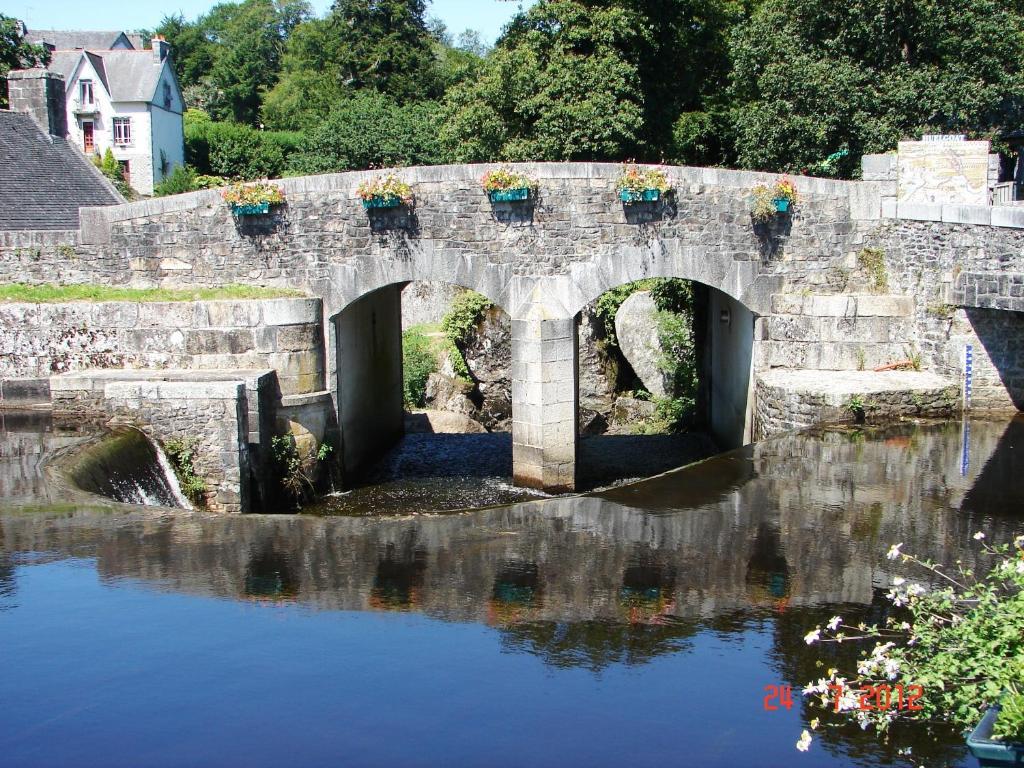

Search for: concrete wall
xmin=706 ymin=288 xmax=755 ymax=449
xmin=334 ymin=285 xmax=404 ymax=480
xmin=0 ymin=296 xmax=324 ymax=401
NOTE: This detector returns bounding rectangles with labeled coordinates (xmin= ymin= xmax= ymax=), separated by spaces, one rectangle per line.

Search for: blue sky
xmin=3 ymin=0 xmax=531 ymax=44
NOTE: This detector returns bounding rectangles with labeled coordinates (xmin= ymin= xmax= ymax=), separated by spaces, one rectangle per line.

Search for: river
xmin=1 ymin=413 xmax=1022 ymax=767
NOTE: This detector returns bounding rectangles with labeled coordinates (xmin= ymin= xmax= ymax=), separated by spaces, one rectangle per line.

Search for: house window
xmin=112 ymin=117 xmax=132 ymax=145
xmin=79 ymin=79 xmax=94 ymax=106
xmin=163 ymin=82 xmax=172 ymax=110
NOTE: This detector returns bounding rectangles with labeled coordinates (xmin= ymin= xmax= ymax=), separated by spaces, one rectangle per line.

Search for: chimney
xmin=152 ymin=35 xmax=170 ymax=63
xmin=6 ymin=68 xmax=67 ymax=138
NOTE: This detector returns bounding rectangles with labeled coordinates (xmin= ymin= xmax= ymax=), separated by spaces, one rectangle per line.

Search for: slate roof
xmin=0 ymin=111 xmax=122 ymax=231
xmin=26 ymin=29 xmax=143 ymax=50
xmin=47 ymin=49 xmax=165 ymax=103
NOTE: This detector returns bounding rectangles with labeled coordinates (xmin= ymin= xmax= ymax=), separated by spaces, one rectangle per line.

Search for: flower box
xmin=967 ymin=704 xmax=1024 ymax=767
xmin=488 ymin=187 xmax=531 ymax=203
xmin=362 ymin=194 xmax=405 ymax=210
xmin=231 ymin=201 xmax=270 ymax=216
xmin=773 ymin=198 xmax=791 ymax=213
xmin=620 ymin=188 xmax=661 ymax=204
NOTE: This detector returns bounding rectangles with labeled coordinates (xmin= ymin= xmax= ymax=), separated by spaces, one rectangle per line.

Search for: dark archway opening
xmin=574 ymin=279 xmax=756 ymax=490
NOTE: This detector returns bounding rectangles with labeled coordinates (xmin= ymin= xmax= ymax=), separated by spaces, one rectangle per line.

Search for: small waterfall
xmin=64 ymin=427 xmax=195 ymax=510
xmin=152 ymin=440 xmax=194 ymax=510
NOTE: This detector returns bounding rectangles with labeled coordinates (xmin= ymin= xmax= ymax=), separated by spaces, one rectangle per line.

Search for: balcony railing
xmin=71 ymin=99 xmax=98 ymax=116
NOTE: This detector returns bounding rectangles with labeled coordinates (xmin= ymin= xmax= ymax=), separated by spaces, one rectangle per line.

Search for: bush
xmin=402 ymin=328 xmax=438 ymax=408
xmin=799 ymin=535 xmax=1024 ymax=753
xmin=153 ymin=165 xmax=199 ymax=197
xmin=288 ymin=92 xmax=444 ymax=175
xmin=92 ymin=148 xmax=132 ymax=198
xmin=185 ymin=117 xmax=288 ymax=180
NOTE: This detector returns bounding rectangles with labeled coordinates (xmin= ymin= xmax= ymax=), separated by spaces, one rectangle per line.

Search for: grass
xmin=0 ymin=283 xmax=305 ymax=303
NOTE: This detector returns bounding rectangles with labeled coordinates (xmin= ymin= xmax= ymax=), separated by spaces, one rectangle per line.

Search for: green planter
xmin=967 ymin=705 xmax=1024 ymax=767
xmin=620 ymin=188 xmax=661 ymax=203
xmin=230 ymin=201 xmax=270 ymax=216
xmin=773 ymin=198 xmax=792 ymax=213
xmin=488 ymin=187 xmax=530 ymax=203
xmin=362 ymin=194 xmax=404 ymax=209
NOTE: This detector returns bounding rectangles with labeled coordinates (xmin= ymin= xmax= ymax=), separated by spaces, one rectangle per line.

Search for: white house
xmin=44 ymin=36 xmax=185 ymax=196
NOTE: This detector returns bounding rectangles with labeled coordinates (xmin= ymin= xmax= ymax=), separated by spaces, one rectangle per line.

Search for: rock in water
xmin=614 ymin=291 xmax=669 ymax=397
xmin=424 ymin=372 xmax=478 ymax=417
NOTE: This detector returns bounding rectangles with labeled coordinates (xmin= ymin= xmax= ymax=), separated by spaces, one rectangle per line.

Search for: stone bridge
xmin=3 ymin=160 xmax=1024 ymax=499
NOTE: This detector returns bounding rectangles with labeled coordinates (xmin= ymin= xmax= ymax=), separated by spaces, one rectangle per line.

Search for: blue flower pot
xmin=362 ymin=194 xmax=404 ymax=209
xmin=967 ymin=704 xmax=1024 ymax=767
xmin=773 ymin=198 xmax=791 ymax=213
xmin=620 ymin=188 xmax=661 ymax=204
xmin=231 ymin=201 xmax=270 ymax=216
xmin=488 ymin=187 xmax=530 ymax=203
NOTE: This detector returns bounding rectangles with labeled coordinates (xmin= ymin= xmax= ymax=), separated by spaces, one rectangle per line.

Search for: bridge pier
xmin=511 ymin=314 xmax=579 ymax=492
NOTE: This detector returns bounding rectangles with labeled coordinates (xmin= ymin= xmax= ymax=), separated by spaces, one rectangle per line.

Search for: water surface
xmin=2 ymin=416 xmax=1023 ymax=767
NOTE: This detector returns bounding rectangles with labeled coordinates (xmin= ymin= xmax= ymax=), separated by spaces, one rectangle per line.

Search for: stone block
xmin=0 ymin=377 xmax=50 ymax=405
xmin=896 ymin=202 xmax=943 ymax=222
xmin=196 ymin=301 xmax=262 ymax=328
xmin=941 ymin=205 xmax=991 ymax=226
xmin=90 ymin=302 xmax=140 ymax=328
xmin=185 ymin=329 xmax=256 ymax=355
xmin=991 ymin=206 xmax=1024 ymax=229
xmin=261 ymin=297 xmax=321 ymax=326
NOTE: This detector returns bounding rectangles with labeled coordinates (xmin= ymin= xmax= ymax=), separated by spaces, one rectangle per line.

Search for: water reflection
xmin=2 ymin=416 xmax=1023 ymax=767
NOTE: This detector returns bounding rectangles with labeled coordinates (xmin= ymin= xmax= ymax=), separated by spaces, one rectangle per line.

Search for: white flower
xmin=906 ymin=582 xmax=926 ymax=597
xmin=1014 ymin=535 xmax=1024 ymax=549
xmin=796 ymin=730 xmax=812 ymax=752
xmin=892 ymin=576 xmax=906 ymax=586
xmin=826 ymin=616 xmax=842 ymax=631
xmin=973 ymin=531 xmax=986 ymax=541
xmin=886 ymin=543 xmax=904 ymax=560
xmin=804 ymin=629 xmax=821 ymax=645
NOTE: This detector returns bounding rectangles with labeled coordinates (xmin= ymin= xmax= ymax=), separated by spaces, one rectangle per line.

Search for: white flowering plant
xmin=797 ymin=535 xmax=1024 ymax=753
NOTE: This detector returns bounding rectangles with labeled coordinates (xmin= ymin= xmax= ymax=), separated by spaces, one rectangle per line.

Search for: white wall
xmin=707 ymin=287 xmax=756 ymax=449
xmin=149 ymin=65 xmax=185 ymax=190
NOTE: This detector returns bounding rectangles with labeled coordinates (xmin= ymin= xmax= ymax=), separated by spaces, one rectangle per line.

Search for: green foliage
xmin=0 ymin=283 xmax=302 ymax=303
xmin=270 ymin=433 xmax=325 ymax=503
xmin=153 ymin=165 xmax=199 ymax=197
xmin=0 ymin=15 xmax=50 ymax=108
xmin=162 ymin=438 xmax=207 ymax=506
xmin=857 ymin=247 xmax=889 ymax=293
xmin=402 ymin=328 xmax=438 ymax=408
xmin=593 ymin=278 xmax=692 ymax=350
xmin=287 ymin=92 xmax=443 ymax=174
xmin=655 ymin=309 xmax=698 ymax=406
xmin=801 ymin=536 xmax=1024 ymax=751
xmin=440 ymin=1 xmax=646 ymax=162
xmin=730 ymin=0 xmax=1024 ymax=174
xmin=185 ymin=117 xmax=293 ymax=179
xmin=441 ymin=291 xmax=493 ymax=347
xmin=92 ymin=148 xmax=132 ymax=198
xmin=847 ymin=394 xmax=866 ymax=421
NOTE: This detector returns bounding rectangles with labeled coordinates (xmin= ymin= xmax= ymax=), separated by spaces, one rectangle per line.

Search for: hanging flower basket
xmin=222 ymin=182 xmax=285 ymax=216
xmin=482 ymin=167 xmax=537 ymax=203
xmin=617 ymin=164 xmax=671 ymax=205
xmin=751 ymin=177 xmax=799 ymax=222
xmin=357 ymin=174 xmax=414 ymax=210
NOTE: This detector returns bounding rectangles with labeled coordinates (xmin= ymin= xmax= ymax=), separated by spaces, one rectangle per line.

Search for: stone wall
xmin=56 ymin=164 xmax=876 ymax=319
xmin=754 ymin=370 xmax=959 ymax=440
xmin=103 ymin=380 xmax=252 ymax=514
xmin=0 ymin=296 xmax=324 ymax=401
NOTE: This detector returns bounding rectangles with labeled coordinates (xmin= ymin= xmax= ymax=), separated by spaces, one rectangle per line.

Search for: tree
xmin=325 ymin=0 xmax=442 ymax=102
xmin=440 ymin=1 xmax=646 ymax=162
xmin=0 ymin=15 xmax=50 ymax=108
xmin=729 ymin=0 xmax=1024 ymax=174
xmin=287 ymin=91 xmax=443 ymax=174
